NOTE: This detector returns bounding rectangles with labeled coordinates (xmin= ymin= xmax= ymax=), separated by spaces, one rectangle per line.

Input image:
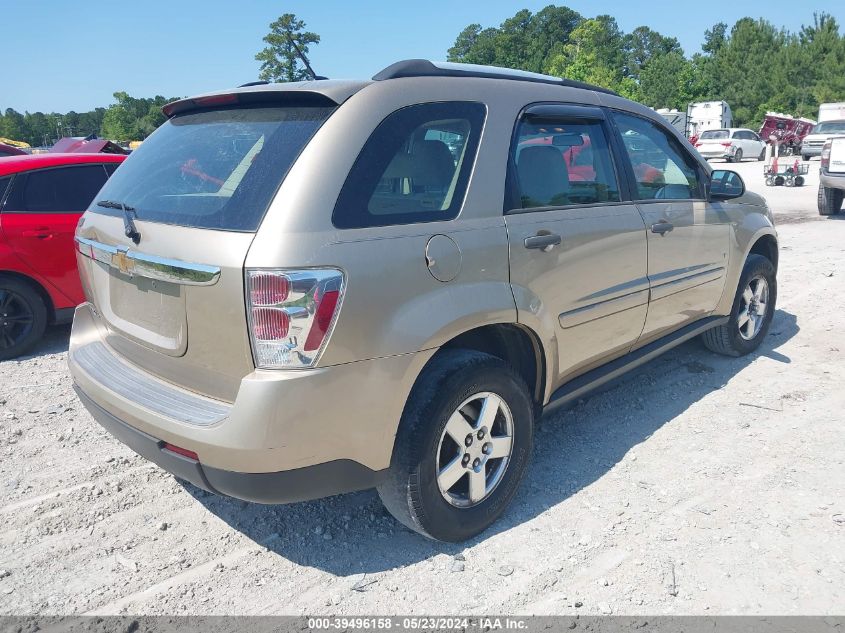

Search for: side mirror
xmin=710 ymin=169 xmax=745 ymax=200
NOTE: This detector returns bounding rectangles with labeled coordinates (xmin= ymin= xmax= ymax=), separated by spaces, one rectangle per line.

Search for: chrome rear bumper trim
xmin=72 ymin=341 xmax=231 ymax=426
xmin=75 ymin=236 xmax=221 ymax=286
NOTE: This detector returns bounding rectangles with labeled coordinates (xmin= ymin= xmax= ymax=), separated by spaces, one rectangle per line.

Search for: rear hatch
xmin=75 ymin=100 xmax=336 ymax=402
xmin=696 ymin=129 xmax=731 ymax=154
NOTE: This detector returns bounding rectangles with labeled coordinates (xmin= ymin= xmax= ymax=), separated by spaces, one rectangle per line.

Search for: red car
xmin=0 ymin=153 xmax=125 ymax=359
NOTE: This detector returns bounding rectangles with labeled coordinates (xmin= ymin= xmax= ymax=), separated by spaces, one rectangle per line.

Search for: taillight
xmin=721 ymin=142 xmax=733 ymax=148
xmin=821 ymin=142 xmax=831 ymax=169
xmin=245 ymin=269 xmax=344 ymax=369
xmin=694 ymin=142 xmax=702 ymax=148
xmin=251 ymin=307 xmax=290 ymax=340
xmin=192 ymin=94 xmax=238 ymax=108
xmin=249 ymin=272 xmax=289 ymax=305
xmin=304 ymin=289 xmax=340 ymax=351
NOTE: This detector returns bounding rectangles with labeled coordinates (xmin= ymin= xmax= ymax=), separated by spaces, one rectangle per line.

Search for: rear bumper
xmin=801 ymin=144 xmax=823 ymax=157
xmin=820 ymin=171 xmax=845 ymax=189
xmin=69 ymin=302 xmax=433 ymax=503
xmin=698 ymin=147 xmax=734 ymax=160
xmin=75 ymin=386 xmax=385 ymax=503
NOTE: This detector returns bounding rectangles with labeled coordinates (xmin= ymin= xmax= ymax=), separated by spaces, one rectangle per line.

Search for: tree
xmin=623 ymin=26 xmax=682 ymax=80
xmin=255 ymin=13 xmax=320 ymax=82
xmin=101 ymin=91 xmax=142 ymax=140
xmin=447 ymin=6 xmax=582 ymax=74
xmin=546 ymin=16 xmax=627 ymax=92
xmin=702 ymin=23 xmax=728 ymax=55
xmin=638 ymin=51 xmax=690 ymax=108
xmin=0 ymin=108 xmax=26 ymax=141
xmin=709 ymin=18 xmax=789 ymax=124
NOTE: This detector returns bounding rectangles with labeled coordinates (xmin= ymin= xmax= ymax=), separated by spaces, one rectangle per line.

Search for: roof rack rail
xmin=372 ymin=59 xmax=619 ymax=96
xmin=239 ymin=80 xmax=270 ymax=88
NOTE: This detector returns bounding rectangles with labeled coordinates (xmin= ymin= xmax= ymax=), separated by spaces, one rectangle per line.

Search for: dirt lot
xmin=1 ymin=159 xmax=843 ymax=616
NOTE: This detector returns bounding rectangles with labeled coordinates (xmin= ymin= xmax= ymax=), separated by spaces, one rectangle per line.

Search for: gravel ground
xmin=0 ymin=161 xmax=843 ymax=616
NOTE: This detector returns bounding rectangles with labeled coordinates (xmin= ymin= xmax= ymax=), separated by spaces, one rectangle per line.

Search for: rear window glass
xmin=332 ymin=102 xmax=486 ymax=229
xmin=89 ymin=105 xmax=334 ymax=231
xmin=699 ymin=130 xmax=729 ymax=139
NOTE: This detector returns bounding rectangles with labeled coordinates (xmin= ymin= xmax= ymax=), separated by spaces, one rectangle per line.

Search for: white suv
xmin=695 ymin=128 xmax=766 ymax=163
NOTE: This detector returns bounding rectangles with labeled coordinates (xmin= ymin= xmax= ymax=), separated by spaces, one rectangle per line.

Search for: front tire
xmin=818 ymin=185 xmax=843 ymax=216
xmin=377 ymin=350 xmax=533 ymax=542
xmin=701 ymin=254 xmax=776 ymax=357
xmin=0 ymin=277 xmax=48 ymax=361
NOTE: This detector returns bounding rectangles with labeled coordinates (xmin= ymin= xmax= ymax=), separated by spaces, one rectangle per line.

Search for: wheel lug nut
xmin=477 ymin=428 xmax=485 ymax=440
xmin=465 ymin=435 xmax=473 ymax=447
xmin=482 ymin=442 xmax=492 ymax=455
xmin=472 ymin=458 xmax=481 ymax=469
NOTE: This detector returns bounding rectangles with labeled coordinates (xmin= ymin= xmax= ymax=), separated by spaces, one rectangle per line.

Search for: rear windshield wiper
xmin=96 ymin=200 xmax=141 ymax=245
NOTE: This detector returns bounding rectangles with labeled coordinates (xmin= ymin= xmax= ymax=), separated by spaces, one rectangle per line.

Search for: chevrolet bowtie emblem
xmin=111 ymin=249 xmax=134 ymax=276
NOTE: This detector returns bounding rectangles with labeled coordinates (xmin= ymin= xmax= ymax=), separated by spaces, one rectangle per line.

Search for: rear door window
xmin=89 ymin=105 xmax=335 ymax=231
xmin=508 ymin=115 xmax=620 ymax=210
xmin=332 ymin=102 xmax=486 ymax=229
xmin=4 ymin=165 xmax=109 ymax=213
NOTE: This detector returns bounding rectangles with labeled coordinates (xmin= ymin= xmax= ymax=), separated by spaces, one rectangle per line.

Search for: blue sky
xmin=4 ymin=0 xmax=844 ymax=113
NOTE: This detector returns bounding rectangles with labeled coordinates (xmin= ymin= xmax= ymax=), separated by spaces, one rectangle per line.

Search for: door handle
xmin=524 ymin=233 xmax=562 ymax=251
xmin=21 ymin=229 xmax=56 ymax=239
xmin=651 ymin=221 xmax=674 ymax=236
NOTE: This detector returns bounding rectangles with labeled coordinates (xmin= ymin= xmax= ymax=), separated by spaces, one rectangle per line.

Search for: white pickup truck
xmin=819 ymin=136 xmax=845 ymax=215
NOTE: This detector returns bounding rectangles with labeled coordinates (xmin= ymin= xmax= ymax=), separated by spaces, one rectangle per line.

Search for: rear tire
xmin=733 ymin=148 xmax=743 ymax=163
xmin=818 ymin=184 xmax=843 ymax=216
xmin=701 ymin=254 xmax=776 ymax=357
xmin=802 ymin=154 xmax=810 ymax=162
xmin=377 ymin=350 xmax=533 ymax=542
xmin=0 ymin=277 xmax=48 ymax=361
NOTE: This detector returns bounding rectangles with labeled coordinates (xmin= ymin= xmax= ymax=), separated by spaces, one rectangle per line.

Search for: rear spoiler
xmin=161 ymin=80 xmax=370 ymax=118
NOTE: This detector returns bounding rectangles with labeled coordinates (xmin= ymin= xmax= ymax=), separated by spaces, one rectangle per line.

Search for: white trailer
xmin=687 ymin=101 xmax=733 ymax=138
xmin=655 ymin=108 xmax=688 ymax=137
xmin=818 ymin=103 xmax=845 ymax=123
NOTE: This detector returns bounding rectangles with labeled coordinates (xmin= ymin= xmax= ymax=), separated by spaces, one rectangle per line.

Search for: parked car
xmin=69 ymin=60 xmax=778 ymax=542
xmin=800 ymin=120 xmax=845 ymax=160
xmin=0 ymin=143 xmax=27 ymax=158
xmin=818 ymin=137 xmax=845 ymax=215
xmin=0 ymin=153 xmax=125 ymax=359
xmin=695 ymin=128 xmax=766 ymax=162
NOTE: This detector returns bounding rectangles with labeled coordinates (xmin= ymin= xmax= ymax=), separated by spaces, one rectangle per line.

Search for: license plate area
xmin=90 ymin=262 xmax=188 ymax=356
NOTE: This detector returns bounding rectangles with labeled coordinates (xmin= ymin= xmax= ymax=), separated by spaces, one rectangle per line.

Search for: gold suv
xmin=69 ymin=60 xmax=778 ymax=541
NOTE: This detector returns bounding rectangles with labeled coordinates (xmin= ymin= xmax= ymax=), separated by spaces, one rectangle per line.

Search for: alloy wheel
xmin=738 ymin=275 xmax=769 ymax=340
xmin=436 ymin=392 xmax=514 ymax=508
xmin=0 ymin=289 xmax=35 ymax=351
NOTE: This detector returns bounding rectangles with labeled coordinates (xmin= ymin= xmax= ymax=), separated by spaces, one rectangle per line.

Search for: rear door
xmin=0 ymin=163 xmax=110 ymax=304
xmin=504 ymin=104 xmax=649 ymax=387
xmin=610 ymin=111 xmax=730 ymax=344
